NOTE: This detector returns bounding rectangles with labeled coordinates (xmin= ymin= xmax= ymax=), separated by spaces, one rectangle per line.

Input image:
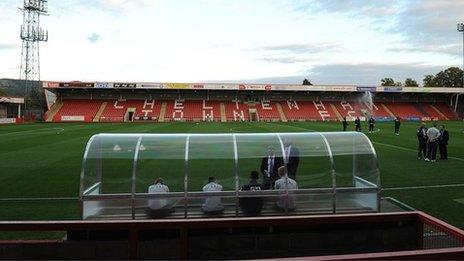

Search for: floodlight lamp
xmin=458 ymin=23 xmax=464 ymax=32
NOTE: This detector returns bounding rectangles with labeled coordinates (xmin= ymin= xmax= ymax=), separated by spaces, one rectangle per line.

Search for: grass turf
xmin=1 ymin=121 xmax=464 ymax=230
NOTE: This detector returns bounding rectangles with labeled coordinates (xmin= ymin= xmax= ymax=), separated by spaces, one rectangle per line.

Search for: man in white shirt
xmin=274 ymin=166 xmax=298 ymax=211
xmin=147 ymin=178 xmax=172 ymax=217
xmin=202 ymin=176 xmax=224 ymax=214
xmin=426 ymin=124 xmax=441 ymax=162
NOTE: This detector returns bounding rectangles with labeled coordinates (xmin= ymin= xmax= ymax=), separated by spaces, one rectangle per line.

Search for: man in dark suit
xmin=283 ymin=139 xmax=300 ymax=180
xmin=342 ymin=117 xmax=348 ymax=131
xmin=260 ymin=146 xmax=283 ymax=189
xmin=394 ymin=117 xmax=401 ymax=135
xmin=368 ymin=117 xmax=375 ymax=133
xmin=417 ymin=122 xmax=428 ymax=159
xmin=239 ymin=171 xmax=264 ymax=215
xmin=439 ymin=125 xmax=449 ymax=160
xmin=354 ymin=117 xmax=361 ymax=132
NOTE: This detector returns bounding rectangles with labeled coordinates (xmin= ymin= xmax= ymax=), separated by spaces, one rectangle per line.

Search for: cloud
xmin=307 ymin=62 xmax=448 ymax=85
xmin=97 ymin=0 xmax=156 ymax=11
xmin=293 ymin=0 xmax=398 ymax=17
xmin=257 ymin=56 xmax=310 ymax=64
xmin=390 ymin=0 xmax=464 ymax=56
xmin=87 ymin=33 xmax=101 ymax=43
xmin=252 ymin=43 xmax=340 ymax=63
xmin=296 ymin=0 xmax=464 ymax=57
xmin=0 ymin=43 xmax=17 ymax=51
xmin=388 ymin=44 xmax=462 ymax=57
xmin=256 ymin=43 xmax=340 ymax=54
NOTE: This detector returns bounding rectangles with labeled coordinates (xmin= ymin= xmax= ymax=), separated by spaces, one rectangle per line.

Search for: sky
xmin=0 ymin=0 xmax=463 ymax=85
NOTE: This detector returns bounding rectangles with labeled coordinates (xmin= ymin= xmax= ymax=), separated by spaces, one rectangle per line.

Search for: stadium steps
xmin=93 ymin=102 xmax=108 ymax=122
xmin=45 ymin=101 xmax=63 ymax=122
xmin=329 ymin=103 xmax=343 ymax=121
xmin=381 ymin=104 xmax=396 ymax=118
xmin=158 ymin=101 xmax=167 ymax=122
xmin=220 ymin=102 xmax=227 ymax=122
xmin=430 ymin=104 xmax=449 ymax=120
xmin=276 ymin=103 xmax=287 ymax=122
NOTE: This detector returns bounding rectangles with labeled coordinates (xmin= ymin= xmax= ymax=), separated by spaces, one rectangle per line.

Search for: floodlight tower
xmin=19 ymin=0 xmax=48 ymax=110
xmin=458 ymin=23 xmax=464 ymax=87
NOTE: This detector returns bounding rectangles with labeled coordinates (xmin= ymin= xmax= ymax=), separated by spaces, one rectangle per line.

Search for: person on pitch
xmin=394 ymin=117 xmax=401 ymax=135
xmin=342 ymin=117 xmax=349 ymax=131
xmin=439 ymin=125 xmax=449 ymax=160
xmin=425 ymin=123 xmax=440 ymax=162
xmin=368 ymin=116 xmax=375 ymax=133
xmin=354 ymin=116 xmax=362 ymax=132
xmin=417 ymin=122 xmax=428 ymax=160
xmin=260 ymin=146 xmax=283 ymax=189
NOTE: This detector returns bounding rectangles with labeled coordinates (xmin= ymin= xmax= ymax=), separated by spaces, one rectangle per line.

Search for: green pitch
xmin=1 ymin=121 xmax=464 ymax=231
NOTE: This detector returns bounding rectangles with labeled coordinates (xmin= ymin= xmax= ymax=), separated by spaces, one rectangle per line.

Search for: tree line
xmin=302 ymin=66 xmax=464 ymax=87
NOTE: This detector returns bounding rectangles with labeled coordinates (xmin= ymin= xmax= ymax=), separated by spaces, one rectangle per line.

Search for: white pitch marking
xmin=1 ymin=127 xmax=65 ymax=136
xmin=383 ymin=183 xmax=464 ymax=191
xmin=373 ymin=141 xmax=464 ymax=162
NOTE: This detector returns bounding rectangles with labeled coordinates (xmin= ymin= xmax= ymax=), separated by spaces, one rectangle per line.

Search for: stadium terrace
xmin=42 ymin=81 xmax=464 ymax=123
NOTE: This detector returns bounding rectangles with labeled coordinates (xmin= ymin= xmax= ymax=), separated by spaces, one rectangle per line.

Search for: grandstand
xmin=42 ymin=82 xmax=463 ymax=123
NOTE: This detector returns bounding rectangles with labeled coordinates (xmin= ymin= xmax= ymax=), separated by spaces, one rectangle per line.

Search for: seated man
xmin=147 ymin=178 xmax=173 ymax=217
xmin=274 ymin=166 xmax=298 ymax=211
xmin=202 ymin=176 xmax=224 ymax=214
xmin=239 ymin=171 xmax=264 ymax=215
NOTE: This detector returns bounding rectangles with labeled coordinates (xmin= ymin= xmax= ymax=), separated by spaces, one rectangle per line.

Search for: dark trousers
xmin=439 ymin=144 xmax=448 ymax=159
xmin=427 ymin=141 xmax=438 ymax=160
xmin=394 ymin=126 xmax=400 ymax=134
xmin=343 ymin=125 xmax=347 ymax=131
xmin=355 ymin=125 xmax=361 ymax=132
xmin=369 ymin=124 xmax=374 ymax=132
xmin=418 ymin=141 xmax=427 ymax=159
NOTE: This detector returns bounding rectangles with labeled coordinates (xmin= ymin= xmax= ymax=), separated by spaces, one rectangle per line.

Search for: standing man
xmin=354 ymin=116 xmax=362 ymax=132
xmin=439 ymin=125 xmax=449 ymax=160
xmin=283 ymin=139 xmax=300 ymax=180
xmin=417 ymin=122 xmax=428 ymax=160
xmin=394 ymin=117 xmax=401 ymax=135
xmin=342 ymin=117 xmax=349 ymax=131
xmin=368 ymin=117 xmax=375 ymax=133
xmin=260 ymin=146 xmax=283 ymax=189
xmin=426 ymin=124 xmax=440 ymax=162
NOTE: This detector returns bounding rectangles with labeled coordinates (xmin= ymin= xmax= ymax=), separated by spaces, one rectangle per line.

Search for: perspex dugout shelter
xmin=79 ymin=132 xmax=380 ymax=220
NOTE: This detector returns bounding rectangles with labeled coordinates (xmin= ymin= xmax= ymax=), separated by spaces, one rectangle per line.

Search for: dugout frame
xmin=79 ymin=132 xmax=381 ymax=220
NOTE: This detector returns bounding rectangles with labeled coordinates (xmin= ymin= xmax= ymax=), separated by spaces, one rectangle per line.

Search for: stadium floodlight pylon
xmin=19 ymin=0 xmax=48 ymax=110
xmin=458 ymin=22 xmax=464 ymax=88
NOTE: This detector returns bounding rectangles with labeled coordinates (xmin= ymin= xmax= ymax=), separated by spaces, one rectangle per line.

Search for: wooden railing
xmin=0 ymin=211 xmax=463 ymax=259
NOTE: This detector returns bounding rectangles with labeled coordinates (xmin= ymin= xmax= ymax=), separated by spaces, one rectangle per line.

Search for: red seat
xmin=53 ymin=100 xmax=102 ymax=122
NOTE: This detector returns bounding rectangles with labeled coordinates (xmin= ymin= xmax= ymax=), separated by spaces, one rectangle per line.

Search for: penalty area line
xmin=383 ymin=183 xmax=464 ymax=191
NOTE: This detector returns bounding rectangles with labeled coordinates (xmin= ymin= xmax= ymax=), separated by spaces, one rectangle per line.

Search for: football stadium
xmin=1 ymin=0 xmax=464 ymax=259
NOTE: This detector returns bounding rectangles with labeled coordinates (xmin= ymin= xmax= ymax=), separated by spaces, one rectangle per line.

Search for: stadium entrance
xmin=124 ymin=108 xmax=135 ymax=122
xmin=249 ymin=108 xmax=259 ymax=121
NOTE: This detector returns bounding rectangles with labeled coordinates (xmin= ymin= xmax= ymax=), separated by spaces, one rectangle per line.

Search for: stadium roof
xmin=42 ymin=81 xmax=464 ymax=94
